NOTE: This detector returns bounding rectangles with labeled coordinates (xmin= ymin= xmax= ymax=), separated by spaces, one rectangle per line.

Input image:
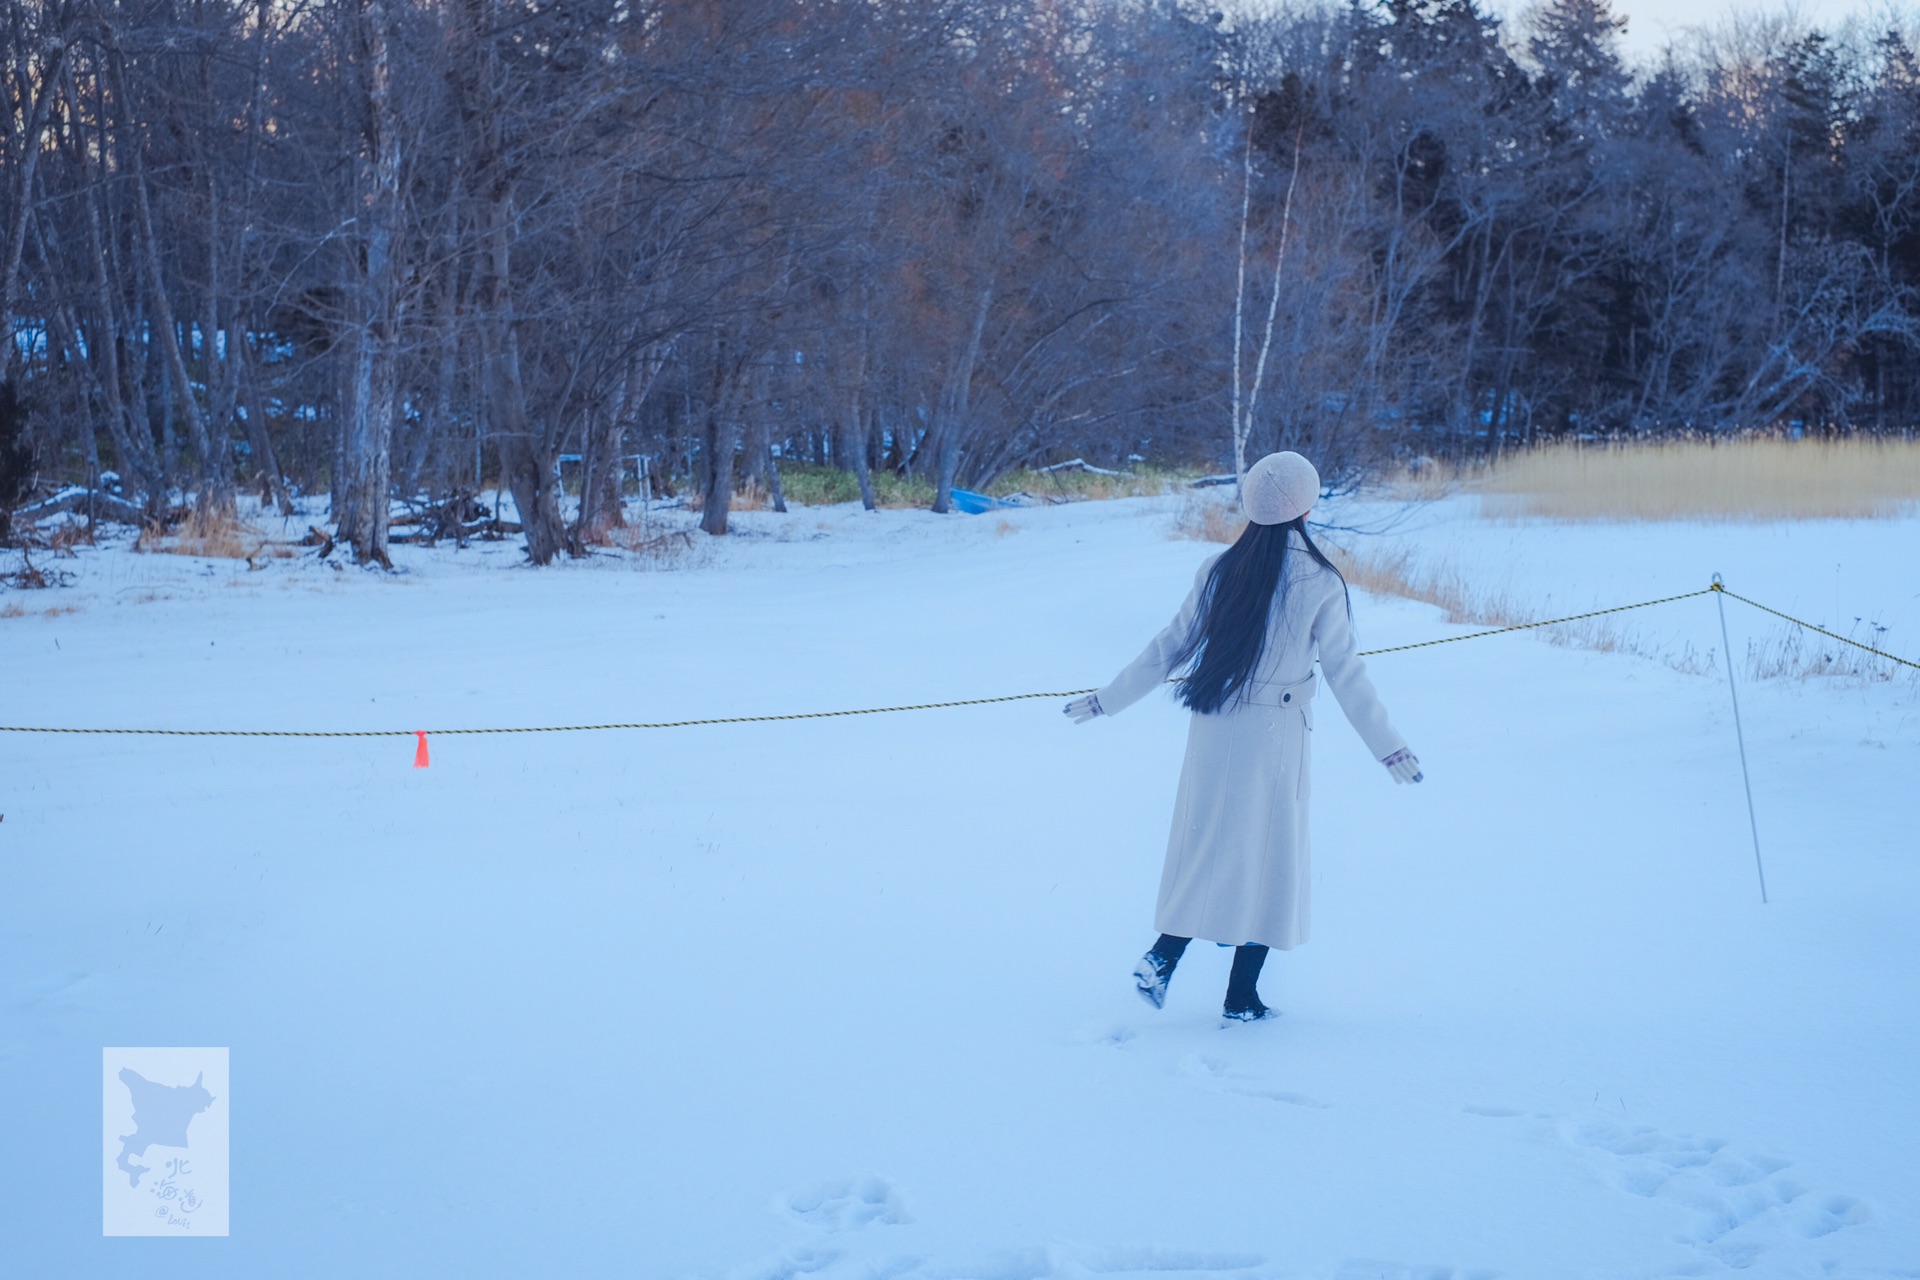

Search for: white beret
xmin=1241 ymin=451 xmax=1319 ymax=525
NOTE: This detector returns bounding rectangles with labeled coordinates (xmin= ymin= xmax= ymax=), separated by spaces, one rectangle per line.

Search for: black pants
xmin=1152 ymin=933 xmax=1268 ymax=1011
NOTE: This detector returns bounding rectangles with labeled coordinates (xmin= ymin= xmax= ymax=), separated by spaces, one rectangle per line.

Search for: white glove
xmin=1382 ymin=748 xmax=1423 ymax=784
xmin=1063 ymin=694 xmax=1103 ymax=724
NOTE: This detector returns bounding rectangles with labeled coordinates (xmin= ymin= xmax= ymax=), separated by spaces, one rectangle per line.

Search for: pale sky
xmin=1484 ymin=0 xmax=1902 ymax=63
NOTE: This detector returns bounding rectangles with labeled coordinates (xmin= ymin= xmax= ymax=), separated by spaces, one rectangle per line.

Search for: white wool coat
xmin=1097 ymin=537 xmax=1407 ymax=951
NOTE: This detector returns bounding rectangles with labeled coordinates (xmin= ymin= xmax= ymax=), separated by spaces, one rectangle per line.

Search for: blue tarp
xmin=950 ymin=488 xmax=1007 ymax=514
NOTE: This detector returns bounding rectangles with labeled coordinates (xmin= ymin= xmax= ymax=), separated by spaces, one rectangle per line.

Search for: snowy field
xmin=4 ymin=493 xmax=1917 ymax=1278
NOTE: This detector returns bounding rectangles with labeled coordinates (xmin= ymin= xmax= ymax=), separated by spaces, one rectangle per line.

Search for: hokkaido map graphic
xmin=102 ymin=1048 xmax=229 ymax=1236
xmin=114 ymin=1067 xmax=215 ymax=1187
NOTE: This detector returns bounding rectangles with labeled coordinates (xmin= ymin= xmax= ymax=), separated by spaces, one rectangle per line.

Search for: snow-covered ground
xmin=4 ymin=493 xmax=1917 ymax=1278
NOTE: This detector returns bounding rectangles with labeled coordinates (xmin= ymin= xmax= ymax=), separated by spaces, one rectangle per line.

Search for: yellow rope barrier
xmin=0 ymin=583 xmax=1909 ymax=739
xmin=1713 ymin=583 xmax=1920 ymax=673
xmin=1350 ymin=587 xmax=1717 ymax=656
xmin=0 ymin=691 xmax=1104 ymax=738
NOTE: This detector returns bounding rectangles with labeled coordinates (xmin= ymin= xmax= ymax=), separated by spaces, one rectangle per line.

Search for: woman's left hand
xmin=1064 ymin=694 xmax=1103 ymax=723
xmin=1382 ymin=748 xmax=1424 ymax=784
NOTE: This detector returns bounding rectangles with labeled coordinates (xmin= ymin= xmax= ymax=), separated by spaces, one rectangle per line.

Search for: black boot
xmin=1133 ymin=934 xmax=1190 ymax=1009
xmin=1222 ymin=944 xmax=1275 ymax=1022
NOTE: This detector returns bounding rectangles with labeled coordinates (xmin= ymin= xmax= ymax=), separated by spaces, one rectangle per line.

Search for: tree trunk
xmin=199 ymin=237 xmax=243 ymax=525
xmin=70 ymin=68 xmax=165 ymax=511
xmin=844 ymin=343 xmax=876 ymax=510
xmin=474 ymin=207 xmax=564 ymax=560
xmin=844 ymin=394 xmax=876 ymax=511
xmin=699 ymin=342 xmax=737 ymax=536
xmin=235 ymin=334 xmax=294 ymax=516
xmin=338 ymin=0 xmax=403 ymax=568
xmin=1229 ymin=124 xmax=1254 ymax=486
xmin=0 ymin=36 xmax=70 ymax=387
xmin=129 ymin=150 xmax=229 ymax=516
xmin=340 ymin=325 xmax=397 ymax=566
xmin=740 ymin=407 xmax=768 ymax=493
xmin=107 ymin=40 xmax=228 ymax=516
xmin=492 ymin=328 xmax=567 ymax=563
xmin=571 ymin=349 xmax=656 ymax=550
xmin=931 ymin=283 xmax=994 ymax=514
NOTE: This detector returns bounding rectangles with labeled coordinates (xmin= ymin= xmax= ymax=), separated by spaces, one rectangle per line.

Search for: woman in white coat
xmin=1066 ymin=451 xmax=1423 ymax=1021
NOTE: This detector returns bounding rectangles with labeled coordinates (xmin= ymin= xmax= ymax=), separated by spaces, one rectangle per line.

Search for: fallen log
xmin=1 ymin=546 xmax=73 ymax=588
xmin=300 ymin=525 xmax=335 ymax=558
xmin=9 ymin=486 xmax=152 ymax=528
xmin=386 ymin=516 xmax=521 ymax=545
xmin=622 ymin=529 xmax=694 ymax=555
xmin=1039 ymin=457 xmax=1125 ymax=476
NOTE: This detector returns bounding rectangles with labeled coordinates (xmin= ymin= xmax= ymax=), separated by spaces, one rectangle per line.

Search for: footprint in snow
xmin=1178 ymin=1053 xmax=1332 ymax=1110
xmin=782 ymin=1175 xmax=911 ymax=1233
xmin=731 ymin=1242 xmax=845 ymax=1280
xmin=920 ymin=1243 xmax=1265 ymax=1279
xmin=1329 ymin=1260 xmax=1497 ymax=1280
xmin=1073 ymin=1244 xmax=1267 ymax=1273
xmin=1565 ymin=1118 xmax=1869 ymax=1266
xmin=1072 ymin=1022 xmax=1138 ymax=1048
xmin=1797 ymin=1193 xmax=1871 ymax=1239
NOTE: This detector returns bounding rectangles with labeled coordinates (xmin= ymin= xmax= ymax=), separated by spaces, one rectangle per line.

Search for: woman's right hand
xmin=1382 ymin=748 xmax=1424 ymax=784
xmin=1064 ymin=694 xmax=1103 ymax=724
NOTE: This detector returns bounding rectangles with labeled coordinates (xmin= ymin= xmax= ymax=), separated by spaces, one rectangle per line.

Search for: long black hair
xmin=1172 ymin=517 xmax=1346 ymax=714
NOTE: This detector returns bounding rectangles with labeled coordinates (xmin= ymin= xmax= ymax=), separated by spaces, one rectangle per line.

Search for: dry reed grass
xmin=729 ymin=482 xmax=773 ymax=513
xmin=136 ymin=510 xmax=296 ymax=561
xmin=1166 ymin=493 xmax=1681 ymax=661
xmin=686 ymin=481 xmax=796 ymax=514
xmin=607 ymin=523 xmax=705 ymax=568
xmin=0 ymin=599 xmax=81 ymax=619
xmin=1327 ymin=542 xmax=1716 ymax=674
xmin=46 ymin=522 xmax=95 ymax=554
xmin=1169 ymin=477 xmax=1907 ymax=680
xmin=1743 ymin=621 xmax=1908 ymax=683
xmin=1166 ymin=493 xmax=1698 ymax=661
xmin=1474 ymin=438 xmax=1920 ymax=522
xmin=1376 ymin=456 xmax=1483 ymax=503
xmin=992 ymin=465 xmax=1189 ymax=503
xmin=1173 ymin=493 xmax=1247 ymax=544
xmin=1333 ymin=542 xmax=1914 ymax=682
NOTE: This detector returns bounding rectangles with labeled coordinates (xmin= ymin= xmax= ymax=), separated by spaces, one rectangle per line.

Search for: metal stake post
xmin=1713 ymin=575 xmax=1769 ymax=904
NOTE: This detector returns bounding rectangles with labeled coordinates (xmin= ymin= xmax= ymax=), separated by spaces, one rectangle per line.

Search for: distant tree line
xmin=4 ymin=0 xmax=1920 ymax=562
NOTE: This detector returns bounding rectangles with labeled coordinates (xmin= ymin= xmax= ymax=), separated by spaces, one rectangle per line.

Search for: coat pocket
xmin=1296 ymin=713 xmax=1312 ymax=801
